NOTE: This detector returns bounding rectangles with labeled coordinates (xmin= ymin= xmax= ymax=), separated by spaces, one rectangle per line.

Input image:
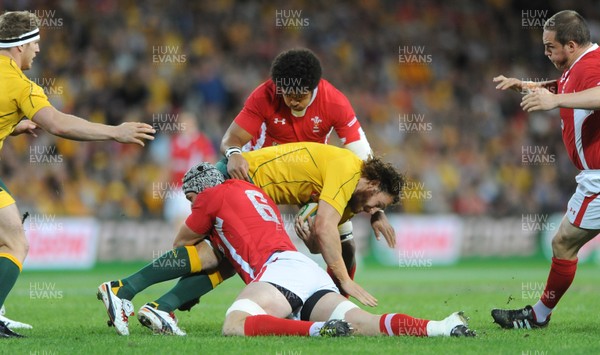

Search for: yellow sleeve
xmin=318 ymin=156 xmax=361 ymax=216
xmin=16 ymin=80 xmax=52 ymax=120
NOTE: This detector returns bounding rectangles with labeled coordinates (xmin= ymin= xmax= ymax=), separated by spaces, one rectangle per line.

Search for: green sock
xmin=153 ymin=272 xmax=215 ymax=312
xmin=0 ymin=255 xmax=21 ymax=307
xmin=116 ymin=246 xmax=200 ymax=300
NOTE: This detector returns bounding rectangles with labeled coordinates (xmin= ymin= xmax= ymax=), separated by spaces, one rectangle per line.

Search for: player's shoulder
xmin=1 ymin=66 xmax=34 ymax=92
xmin=315 ymin=79 xmax=353 ymax=109
xmin=575 ymin=46 xmax=600 ymax=67
xmin=244 ymin=80 xmax=279 ymax=111
xmin=248 ymin=80 xmax=277 ymax=100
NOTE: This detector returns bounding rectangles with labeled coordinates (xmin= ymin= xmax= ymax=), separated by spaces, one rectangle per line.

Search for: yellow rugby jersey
xmin=242 ymin=142 xmax=362 ymax=219
xmin=0 ymin=55 xmax=52 ymax=152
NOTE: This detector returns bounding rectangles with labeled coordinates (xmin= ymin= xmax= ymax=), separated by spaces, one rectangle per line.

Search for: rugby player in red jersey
xmin=220 ymin=48 xmax=395 ymax=296
xmin=493 ymin=10 xmax=600 ymax=329
xmin=101 ymin=163 xmax=475 ymax=338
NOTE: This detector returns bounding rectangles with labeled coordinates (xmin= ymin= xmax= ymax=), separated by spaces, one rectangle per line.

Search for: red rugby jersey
xmin=234 ymin=79 xmax=364 ymax=149
xmin=558 ymin=45 xmax=600 ymax=170
xmin=185 ymin=180 xmax=297 ymax=284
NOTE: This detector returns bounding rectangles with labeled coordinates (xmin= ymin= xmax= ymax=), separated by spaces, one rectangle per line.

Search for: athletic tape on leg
xmin=226 ymin=299 xmax=267 ymax=316
xmin=329 ymin=300 xmax=358 ymax=320
xmin=338 ymin=220 xmax=354 ymax=242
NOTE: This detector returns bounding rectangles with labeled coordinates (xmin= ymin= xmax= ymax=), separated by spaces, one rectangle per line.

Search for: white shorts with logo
xmin=567 ymin=170 xmax=600 ymax=229
xmin=255 ymin=251 xmax=339 ymax=303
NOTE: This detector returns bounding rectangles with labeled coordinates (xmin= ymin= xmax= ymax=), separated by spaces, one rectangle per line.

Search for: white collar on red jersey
xmin=291 ymin=87 xmax=318 ymax=117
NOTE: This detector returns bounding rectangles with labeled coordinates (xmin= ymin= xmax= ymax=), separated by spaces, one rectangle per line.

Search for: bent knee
xmin=0 ymin=228 xmax=28 ymax=260
xmin=222 ymin=315 xmax=246 ymax=336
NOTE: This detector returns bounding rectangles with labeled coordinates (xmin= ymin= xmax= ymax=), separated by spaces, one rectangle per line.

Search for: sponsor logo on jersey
xmin=274 ymin=118 xmax=286 ymax=125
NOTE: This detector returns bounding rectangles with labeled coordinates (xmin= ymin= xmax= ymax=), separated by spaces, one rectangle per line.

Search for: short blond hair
xmin=0 ymin=11 xmax=39 ymax=41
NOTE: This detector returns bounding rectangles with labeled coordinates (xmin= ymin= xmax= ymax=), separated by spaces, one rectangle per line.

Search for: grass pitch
xmin=3 ymin=258 xmax=600 ymax=354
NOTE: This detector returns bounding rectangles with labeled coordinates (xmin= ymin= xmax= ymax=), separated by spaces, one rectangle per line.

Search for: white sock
xmin=532 ymin=301 xmax=553 ymax=323
xmin=425 ymin=320 xmax=446 ymax=337
xmin=308 ymin=322 xmax=325 ymax=337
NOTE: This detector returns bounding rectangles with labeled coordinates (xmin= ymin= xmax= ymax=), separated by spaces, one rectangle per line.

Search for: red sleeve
xmin=233 ymin=81 xmax=273 ymax=137
xmin=185 ymin=187 xmax=223 ymax=235
xmin=325 ymin=82 xmax=363 ymax=144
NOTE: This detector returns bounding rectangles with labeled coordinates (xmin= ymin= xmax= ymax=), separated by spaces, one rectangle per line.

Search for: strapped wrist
xmin=225 ymin=146 xmax=242 ymax=158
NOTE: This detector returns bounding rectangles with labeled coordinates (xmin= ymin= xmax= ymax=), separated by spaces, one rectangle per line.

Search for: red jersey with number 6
xmin=234 ymin=79 xmax=365 ymax=150
xmin=558 ymin=44 xmax=600 ymax=170
xmin=185 ymin=180 xmax=296 ymax=284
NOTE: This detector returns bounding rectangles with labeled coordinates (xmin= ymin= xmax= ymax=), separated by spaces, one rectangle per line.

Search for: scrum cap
xmin=182 ymin=162 xmax=225 ymax=194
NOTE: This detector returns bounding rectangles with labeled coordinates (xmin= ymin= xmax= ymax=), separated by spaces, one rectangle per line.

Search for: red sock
xmin=540 ymin=257 xmax=578 ymax=308
xmin=244 ymin=315 xmax=313 ymax=336
xmin=379 ymin=313 xmax=429 ymax=336
xmin=327 ymin=264 xmax=356 ymax=298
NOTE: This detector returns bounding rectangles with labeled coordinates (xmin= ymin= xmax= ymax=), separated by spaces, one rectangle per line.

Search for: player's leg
xmin=306 ymin=292 xmax=474 ymax=337
xmin=226 ymin=251 xmax=352 ymax=337
xmin=0 ymin=189 xmax=28 ymax=338
xmin=492 ymin=215 xmax=597 ymax=329
xmin=536 ymin=217 xmax=597 ymax=319
xmin=135 ymin=246 xmax=235 ymax=336
xmin=97 ymin=240 xmax=219 ymax=335
xmin=149 ymin=256 xmax=235 ymax=312
xmin=223 ymin=281 xmax=350 ymax=337
xmin=109 ymin=242 xmax=210 ymax=300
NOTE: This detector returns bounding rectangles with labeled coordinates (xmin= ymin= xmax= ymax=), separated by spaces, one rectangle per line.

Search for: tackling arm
xmin=221 ymin=122 xmax=253 ymax=181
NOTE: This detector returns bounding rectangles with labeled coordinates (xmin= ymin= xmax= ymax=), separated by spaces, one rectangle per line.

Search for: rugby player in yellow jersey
xmin=0 ymin=11 xmax=155 ymax=337
xmin=98 ymin=142 xmax=404 ymax=336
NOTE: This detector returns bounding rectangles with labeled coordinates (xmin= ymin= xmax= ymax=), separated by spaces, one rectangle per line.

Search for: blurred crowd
xmin=1 ymin=0 xmax=599 ymax=219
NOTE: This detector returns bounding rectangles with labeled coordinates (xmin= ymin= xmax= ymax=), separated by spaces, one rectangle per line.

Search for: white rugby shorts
xmin=567 ymin=170 xmax=600 ymax=229
xmin=255 ymin=251 xmax=339 ymax=303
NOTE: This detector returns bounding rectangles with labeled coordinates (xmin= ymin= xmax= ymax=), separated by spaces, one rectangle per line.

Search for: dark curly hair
xmin=361 ymin=157 xmax=405 ymax=205
xmin=270 ymin=48 xmax=322 ymax=95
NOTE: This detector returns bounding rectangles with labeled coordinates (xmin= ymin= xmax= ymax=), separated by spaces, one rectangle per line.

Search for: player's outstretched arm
xmin=221 ymin=122 xmax=253 ymax=181
xmin=31 ymin=106 xmax=155 ymax=146
xmin=493 ymin=75 xmax=528 ymax=92
xmin=494 ymin=75 xmax=557 ymax=94
xmin=522 ymin=86 xmax=600 ymax=112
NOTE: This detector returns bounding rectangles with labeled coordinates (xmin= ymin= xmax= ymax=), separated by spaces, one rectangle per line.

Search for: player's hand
xmin=370 ymin=211 xmax=396 ymax=248
xmin=521 ymin=88 xmax=558 ymax=112
xmin=114 ymin=122 xmax=155 ymax=146
xmin=493 ymin=75 xmax=530 ymax=93
xmin=340 ymin=279 xmax=378 ymax=307
xmin=227 ymin=154 xmax=251 ymax=181
xmin=10 ymin=120 xmax=38 ymax=137
xmin=295 ymin=215 xmax=320 ymax=253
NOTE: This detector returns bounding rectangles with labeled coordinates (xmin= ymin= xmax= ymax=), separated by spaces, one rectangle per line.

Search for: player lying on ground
xmin=99 ymin=163 xmax=475 ymax=337
xmin=492 ymin=10 xmax=600 ymax=329
xmin=97 ymin=143 xmax=403 ymax=335
xmin=0 ymin=11 xmax=155 ymax=338
xmin=97 ymin=142 xmax=403 ymax=336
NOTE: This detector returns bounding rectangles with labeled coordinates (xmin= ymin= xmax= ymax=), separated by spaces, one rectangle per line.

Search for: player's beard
xmin=348 ymin=189 xmax=371 ymax=214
